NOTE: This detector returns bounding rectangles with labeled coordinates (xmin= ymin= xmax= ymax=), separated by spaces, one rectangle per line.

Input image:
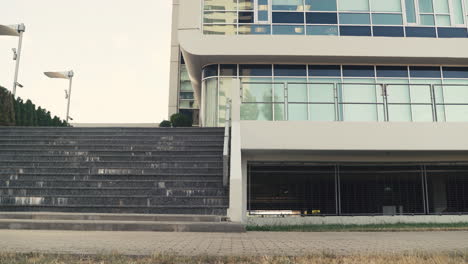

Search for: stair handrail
xmin=223 ymin=99 xmax=232 ymax=187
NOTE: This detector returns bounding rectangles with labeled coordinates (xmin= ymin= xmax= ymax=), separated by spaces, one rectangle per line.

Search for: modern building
xmin=169 ymin=0 xmax=468 ymax=223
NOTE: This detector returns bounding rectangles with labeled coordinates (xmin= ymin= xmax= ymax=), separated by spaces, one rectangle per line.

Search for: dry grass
xmin=0 ymin=252 xmax=467 ymax=264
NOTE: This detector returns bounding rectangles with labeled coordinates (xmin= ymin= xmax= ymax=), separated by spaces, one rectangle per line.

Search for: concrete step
xmin=0 ymin=205 xmax=228 ymax=215
xmin=1 ymin=173 xmax=223 ymax=181
xmin=0 ymin=218 xmax=245 ymax=232
xmin=0 ymin=150 xmax=224 ymax=156
xmin=0 ymin=127 xmax=223 ymax=132
xmin=0 ymin=143 xmax=224 ymax=149
xmin=0 ymin=187 xmax=227 ymax=197
xmin=0 ymin=195 xmax=228 ymax=206
xmin=0 ymin=212 xmax=226 ymax=222
xmin=0 ymin=180 xmax=224 ymax=188
xmin=0 ymin=167 xmax=223 ymax=174
xmin=0 ymin=135 xmax=224 ymax=141
xmin=0 ymin=139 xmax=224 ymax=145
xmin=0 ymin=155 xmax=223 ymax=162
xmin=0 ymin=161 xmax=223 ymax=168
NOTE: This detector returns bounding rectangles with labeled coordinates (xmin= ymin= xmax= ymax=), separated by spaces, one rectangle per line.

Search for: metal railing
xmin=240 ymin=81 xmax=468 ymax=122
xmin=222 ymin=99 xmax=232 ymax=187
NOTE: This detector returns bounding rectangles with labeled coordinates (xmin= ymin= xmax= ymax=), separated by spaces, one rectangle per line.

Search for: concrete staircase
xmin=0 ymin=127 xmax=243 ymax=232
xmin=0 ymin=212 xmax=244 ymax=232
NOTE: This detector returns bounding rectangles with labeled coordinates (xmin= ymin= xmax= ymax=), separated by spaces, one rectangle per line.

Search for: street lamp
xmin=44 ymin=70 xmax=75 ymax=123
xmin=0 ymin=23 xmax=26 ymax=96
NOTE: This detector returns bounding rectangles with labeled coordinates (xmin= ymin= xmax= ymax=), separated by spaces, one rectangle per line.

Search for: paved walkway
xmin=0 ymin=230 xmax=467 ymax=256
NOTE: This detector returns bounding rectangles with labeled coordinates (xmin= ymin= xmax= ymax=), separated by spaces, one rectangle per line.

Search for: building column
xmin=228 ymin=78 xmax=247 ymax=223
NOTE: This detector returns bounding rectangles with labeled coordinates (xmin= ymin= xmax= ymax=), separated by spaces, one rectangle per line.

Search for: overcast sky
xmin=0 ymin=0 xmax=172 ymax=123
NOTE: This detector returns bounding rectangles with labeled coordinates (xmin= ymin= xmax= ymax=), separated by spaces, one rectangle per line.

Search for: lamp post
xmin=0 ymin=23 xmax=26 ymax=96
xmin=44 ymin=70 xmax=75 ymax=123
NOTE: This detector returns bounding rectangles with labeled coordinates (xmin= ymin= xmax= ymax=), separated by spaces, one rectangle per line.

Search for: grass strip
xmin=247 ymin=222 xmax=468 ymax=232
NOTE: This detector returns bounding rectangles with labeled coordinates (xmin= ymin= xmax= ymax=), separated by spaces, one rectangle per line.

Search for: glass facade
xmin=248 ymin=163 xmax=468 ymax=216
xmin=179 ymin=57 xmax=200 ymax=125
xmin=202 ymin=64 xmax=468 ymax=126
xmin=203 ymin=0 xmax=468 ymax=37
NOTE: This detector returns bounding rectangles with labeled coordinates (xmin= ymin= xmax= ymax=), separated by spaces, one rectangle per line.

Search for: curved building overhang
xmin=178 ymin=0 xmax=468 ymax=99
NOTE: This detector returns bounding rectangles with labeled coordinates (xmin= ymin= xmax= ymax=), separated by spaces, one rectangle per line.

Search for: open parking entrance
xmin=248 ymin=163 xmax=468 ymax=216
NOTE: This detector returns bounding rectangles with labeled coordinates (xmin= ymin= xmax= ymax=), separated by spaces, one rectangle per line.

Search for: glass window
xmin=421 ymin=15 xmax=436 ymax=25
xmin=342 ymin=65 xmax=375 ymax=77
xmin=419 ymin=0 xmax=434 ymax=12
xmin=204 ymin=78 xmax=218 ymax=127
xmin=306 ymin=13 xmax=338 ymax=24
xmin=204 ymin=0 xmax=237 ymax=10
xmin=405 ymin=27 xmax=437 ymax=37
xmin=220 ymin=64 xmax=238 ymax=76
xmin=434 ymin=0 xmax=450 ymax=13
xmin=238 ymin=25 xmax=272 ymax=34
xmin=241 ymin=77 xmax=274 ymax=121
xmin=409 ymin=66 xmax=441 ymax=78
xmin=409 ymin=79 xmax=440 ymax=121
xmin=308 ymin=78 xmax=337 ymax=102
xmin=272 ymin=0 xmax=305 ymax=11
xmin=218 ymin=78 xmax=234 ymax=125
xmin=339 ymin=13 xmax=371 ymax=24
xmin=440 ymin=80 xmax=468 ymax=121
xmin=437 ymin=27 xmax=468 ymax=37
xmin=280 ymin=78 xmax=308 ymax=120
xmin=306 ymin=25 xmax=339 ymax=35
xmin=203 ymin=65 xmax=218 ymax=78
xmin=340 ymin=26 xmax=372 ymax=36
xmin=376 ymin=66 xmax=408 ymax=77
xmin=338 ymin=0 xmax=370 ymax=11
xmin=372 ymin=14 xmax=403 ymax=25
xmin=272 ymin=12 xmax=305 ymax=23
xmin=239 ymin=0 xmax=254 ymax=10
xmin=370 ymin=0 xmax=402 ymax=12
xmin=436 ymin=15 xmax=451 ymax=26
xmin=240 ymin=65 xmax=272 ymax=76
xmin=340 ymin=79 xmax=381 ymax=121
xmin=204 ymin=11 xmax=238 ymax=24
xmin=382 ymin=79 xmax=412 ymax=122
xmin=273 ymin=25 xmax=305 ymax=34
xmin=180 ymin=92 xmax=194 ymax=100
xmin=405 ymin=0 xmax=417 ymax=23
xmin=257 ymin=0 xmax=270 ymax=22
xmin=241 ymin=77 xmax=273 ymax=103
xmin=180 ymin=66 xmax=193 ymax=92
xmin=373 ymin=26 xmax=405 ymax=37
xmin=443 ymin=67 xmax=468 ymax=78
xmin=451 ymin=0 xmax=465 ymax=24
xmin=309 ymin=65 xmax=341 ymax=76
xmin=309 ymin=78 xmax=338 ymax=121
xmin=274 ymin=65 xmax=307 ymax=76
xmin=239 ymin=12 xmax=255 ymax=23
xmin=203 ymin=24 xmax=238 ymax=35
xmin=305 ymin=0 xmax=337 ymax=11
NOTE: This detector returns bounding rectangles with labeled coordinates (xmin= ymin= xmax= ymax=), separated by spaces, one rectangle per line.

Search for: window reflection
xmin=201 ymin=64 xmax=468 ymax=126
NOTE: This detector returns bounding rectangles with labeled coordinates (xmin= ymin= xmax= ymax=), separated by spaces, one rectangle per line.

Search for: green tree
xmin=0 ymin=86 xmax=16 ymax=126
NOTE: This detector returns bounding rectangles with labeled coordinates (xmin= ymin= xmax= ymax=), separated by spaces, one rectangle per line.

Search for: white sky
xmin=0 ymin=0 xmax=172 ymax=123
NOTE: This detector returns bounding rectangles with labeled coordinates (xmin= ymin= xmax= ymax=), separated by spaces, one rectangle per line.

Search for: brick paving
xmin=0 ymin=230 xmax=467 ymax=256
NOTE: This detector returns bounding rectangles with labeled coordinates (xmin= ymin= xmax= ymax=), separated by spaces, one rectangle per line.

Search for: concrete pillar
xmin=228 ymin=78 xmax=247 ymax=223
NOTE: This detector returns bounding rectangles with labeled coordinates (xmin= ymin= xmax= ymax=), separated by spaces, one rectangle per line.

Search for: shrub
xmin=0 ymin=85 xmax=69 ymax=127
xmin=0 ymin=87 xmax=16 ymax=126
xmin=159 ymin=120 xmax=172 ymax=127
xmin=170 ymin=113 xmax=192 ymax=127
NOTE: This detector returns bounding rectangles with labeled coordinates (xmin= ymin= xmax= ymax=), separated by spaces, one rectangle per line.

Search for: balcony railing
xmin=240 ymin=82 xmax=468 ymax=122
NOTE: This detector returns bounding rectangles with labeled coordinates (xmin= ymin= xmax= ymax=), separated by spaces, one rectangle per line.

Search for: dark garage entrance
xmin=248 ymin=163 xmax=468 ymax=216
